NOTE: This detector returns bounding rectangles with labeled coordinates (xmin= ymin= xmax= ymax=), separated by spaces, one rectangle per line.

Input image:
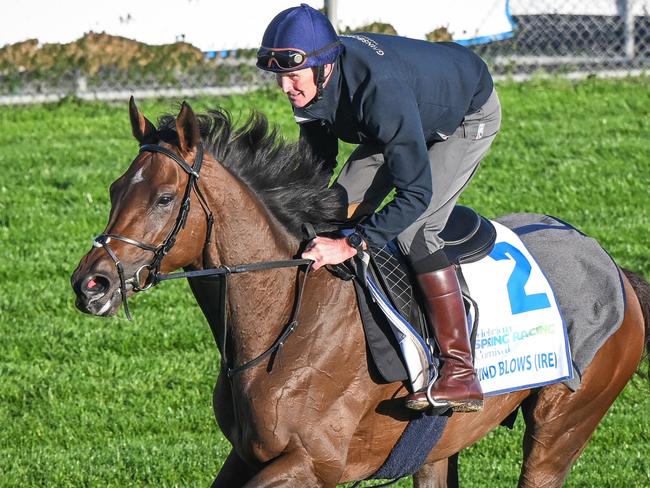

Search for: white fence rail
xmin=1 ymin=1 xmax=648 ymax=105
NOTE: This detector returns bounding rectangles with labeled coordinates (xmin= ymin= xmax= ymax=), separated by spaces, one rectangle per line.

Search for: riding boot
xmin=405 ymin=265 xmax=483 ymax=412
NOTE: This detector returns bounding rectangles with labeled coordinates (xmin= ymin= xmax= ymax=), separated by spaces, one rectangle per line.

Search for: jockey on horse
xmin=256 ymin=3 xmax=502 ymax=412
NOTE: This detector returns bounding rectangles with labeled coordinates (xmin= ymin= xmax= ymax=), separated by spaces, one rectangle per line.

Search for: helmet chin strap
xmin=304 ymin=64 xmax=333 ymax=107
xmin=315 ymin=65 xmax=326 ymax=101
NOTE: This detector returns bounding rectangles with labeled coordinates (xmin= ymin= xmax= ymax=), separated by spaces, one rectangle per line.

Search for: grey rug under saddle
xmin=496 ymin=213 xmax=626 ymax=391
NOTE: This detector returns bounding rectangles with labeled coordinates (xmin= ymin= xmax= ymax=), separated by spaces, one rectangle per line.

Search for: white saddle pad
xmin=461 ymin=221 xmax=573 ymax=395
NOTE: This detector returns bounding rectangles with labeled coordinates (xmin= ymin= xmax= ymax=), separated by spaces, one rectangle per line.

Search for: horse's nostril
xmin=85 ymin=275 xmax=110 ymax=296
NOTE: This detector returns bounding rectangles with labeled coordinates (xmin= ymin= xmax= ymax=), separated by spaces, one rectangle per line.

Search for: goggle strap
xmin=258 ymin=40 xmax=341 ymax=62
xmin=304 ymin=40 xmax=341 ymax=59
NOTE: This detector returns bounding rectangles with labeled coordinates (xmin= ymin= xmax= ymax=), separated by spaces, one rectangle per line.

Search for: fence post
xmin=619 ymin=0 xmax=636 ymax=59
xmin=324 ymin=0 xmax=338 ymax=32
xmin=76 ymin=72 xmax=88 ymax=98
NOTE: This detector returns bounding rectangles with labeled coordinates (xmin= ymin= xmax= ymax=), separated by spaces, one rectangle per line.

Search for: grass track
xmin=1 ymin=77 xmax=649 ymax=486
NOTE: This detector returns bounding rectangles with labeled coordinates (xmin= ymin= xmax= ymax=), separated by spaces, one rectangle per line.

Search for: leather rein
xmin=92 ymin=143 xmax=312 ymax=377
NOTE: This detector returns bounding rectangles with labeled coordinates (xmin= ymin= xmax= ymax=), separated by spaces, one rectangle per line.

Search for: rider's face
xmin=276 ymin=67 xmax=318 ymax=108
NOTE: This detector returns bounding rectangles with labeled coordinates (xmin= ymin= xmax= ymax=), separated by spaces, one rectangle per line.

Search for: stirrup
xmin=425 ymin=379 xmax=452 ymax=411
xmin=427 ymin=378 xmax=484 ymax=413
xmin=405 ymin=374 xmax=452 ymax=414
xmin=406 ymin=377 xmax=483 ymax=414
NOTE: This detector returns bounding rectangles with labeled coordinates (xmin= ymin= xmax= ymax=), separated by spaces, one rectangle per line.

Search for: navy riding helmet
xmin=257 ymin=3 xmax=343 ymax=73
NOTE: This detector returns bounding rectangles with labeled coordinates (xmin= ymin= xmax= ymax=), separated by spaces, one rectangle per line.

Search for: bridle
xmin=90 ymin=142 xmax=313 ymax=378
xmin=93 ymin=143 xmax=213 ymax=320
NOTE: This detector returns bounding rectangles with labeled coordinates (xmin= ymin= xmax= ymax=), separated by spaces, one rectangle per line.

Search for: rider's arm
xmin=355 ymin=79 xmax=434 ymax=247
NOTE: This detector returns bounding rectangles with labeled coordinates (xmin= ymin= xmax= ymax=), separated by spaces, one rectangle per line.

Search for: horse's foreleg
xmin=242 ymin=449 xmax=337 ymax=488
xmin=211 ymin=449 xmax=255 ymax=488
xmin=413 ymin=453 xmax=459 ymax=488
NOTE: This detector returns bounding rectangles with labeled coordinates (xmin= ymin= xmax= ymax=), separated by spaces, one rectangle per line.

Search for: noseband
xmin=93 ymin=143 xmax=213 ymax=319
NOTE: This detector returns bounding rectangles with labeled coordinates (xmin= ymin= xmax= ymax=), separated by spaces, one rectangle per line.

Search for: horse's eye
xmin=156 ymin=195 xmax=175 ymax=207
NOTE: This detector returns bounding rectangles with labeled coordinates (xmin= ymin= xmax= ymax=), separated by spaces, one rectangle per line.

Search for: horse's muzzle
xmin=71 ymin=269 xmax=122 ymax=317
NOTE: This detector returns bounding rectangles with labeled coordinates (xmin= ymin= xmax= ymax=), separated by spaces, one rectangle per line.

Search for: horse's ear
xmin=176 ymin=101 xmax=201 ymax=153
xmin=129 ymin=96 xmax=156 ymax=144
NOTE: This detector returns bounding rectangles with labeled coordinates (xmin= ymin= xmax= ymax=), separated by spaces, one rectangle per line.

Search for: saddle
xmin=372 ymin=205 xmax=495 ymax=321
xmin=338 ymin=205 xmax=496 ymax=384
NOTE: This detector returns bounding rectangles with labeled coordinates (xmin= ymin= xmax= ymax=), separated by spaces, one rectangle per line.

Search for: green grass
xmin=1 ymin=77 xmax=649 ymax=487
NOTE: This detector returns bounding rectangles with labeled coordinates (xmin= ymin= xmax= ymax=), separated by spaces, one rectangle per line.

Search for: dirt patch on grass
xmin=0 ymin=32 xmax=207 ymax=76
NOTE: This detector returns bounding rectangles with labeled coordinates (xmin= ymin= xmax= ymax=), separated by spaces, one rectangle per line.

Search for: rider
xmin=256 ymin=4 xmax=501 ymax=412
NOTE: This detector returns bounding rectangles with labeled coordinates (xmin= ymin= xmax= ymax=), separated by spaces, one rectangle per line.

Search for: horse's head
xmin=71 ymin=97 xmax=211 ymax=318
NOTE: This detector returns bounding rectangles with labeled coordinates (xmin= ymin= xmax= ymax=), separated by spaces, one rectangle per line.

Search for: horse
xmin=71 ymin=98 xmax=650 ymax=487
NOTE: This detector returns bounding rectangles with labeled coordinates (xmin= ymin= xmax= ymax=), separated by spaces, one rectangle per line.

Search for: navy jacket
xmin=294 ymin=33 xmax=493 ymax=247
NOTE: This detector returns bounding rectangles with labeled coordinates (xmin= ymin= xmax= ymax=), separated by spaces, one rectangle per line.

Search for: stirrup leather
xmin=357 ymin=251 xmax=436 ymax=392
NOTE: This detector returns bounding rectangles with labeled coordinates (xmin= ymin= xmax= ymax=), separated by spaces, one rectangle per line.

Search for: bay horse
xmin=71 ymin=99 xmax=649 ymax=487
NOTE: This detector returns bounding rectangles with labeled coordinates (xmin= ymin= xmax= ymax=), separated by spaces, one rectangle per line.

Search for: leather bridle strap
xmin=155 ymin=258 xmax=313 ymax=282
xmin=96 ymin=234 xmax=157 ymax=253
xmin=155 ymin=258 xmax=314 ymax=378
xmin=91 ymin=142 xmax=315 ymax=376
xmin=140 ymin=143 xmax=201 ymax=177
xmin=224 ymin=261 xmax=312 ymax=378
xmin=141 ymin=143 xmax=205 ymax=274
xmin=93 ymin=143 xmax=209 ymax=319
xmin=93 ymin=234 xmax=136 ymax=320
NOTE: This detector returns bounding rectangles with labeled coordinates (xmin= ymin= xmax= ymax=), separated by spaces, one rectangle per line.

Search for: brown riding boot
xmin=405 ymin=265 xmax=483 ymax=412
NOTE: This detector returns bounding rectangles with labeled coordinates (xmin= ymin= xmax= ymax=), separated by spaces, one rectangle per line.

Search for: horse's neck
xmin=200 ymin=162 xmax=301 ymax=369
xmin=203 ymin=161 xmax=298 ymax=263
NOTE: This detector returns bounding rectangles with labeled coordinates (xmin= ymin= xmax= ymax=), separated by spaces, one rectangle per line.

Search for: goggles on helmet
xmin=257 ymin=41 xmax=341 ymax=71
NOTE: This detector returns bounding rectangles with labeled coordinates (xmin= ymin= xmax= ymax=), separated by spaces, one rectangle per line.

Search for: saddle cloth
xmin=462 ymin=221 xmax=572 ymax=394
xmin=352 ymin=212 xmax=625 ymax=395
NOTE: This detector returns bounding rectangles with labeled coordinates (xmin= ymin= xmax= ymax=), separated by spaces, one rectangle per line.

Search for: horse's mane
xmin=157 ymin=109 xmax=346 ymax=238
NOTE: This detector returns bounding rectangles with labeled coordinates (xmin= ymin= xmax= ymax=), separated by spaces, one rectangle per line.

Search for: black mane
xmin=158 ymin=109 xmax=346 ymax=238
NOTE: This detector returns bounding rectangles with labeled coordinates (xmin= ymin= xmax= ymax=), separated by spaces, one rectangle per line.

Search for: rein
xmin=156 ymin=258 xmax=313 ymax=378
xmin=91 ymin=142 xmax=314 ymax=378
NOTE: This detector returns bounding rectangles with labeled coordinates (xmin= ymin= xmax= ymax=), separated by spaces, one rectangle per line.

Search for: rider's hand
xmin=301 ymin=236 xmax=359 ymax=270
